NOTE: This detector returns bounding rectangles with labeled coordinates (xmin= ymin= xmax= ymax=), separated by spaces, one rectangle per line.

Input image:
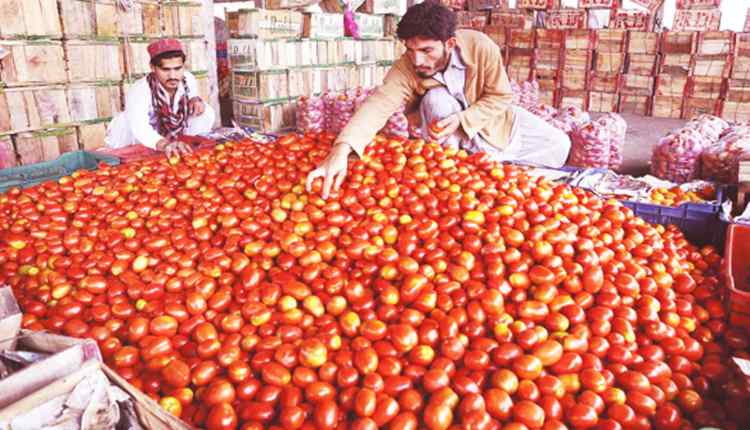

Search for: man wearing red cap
xmin=105 ymin=38 xmax=215 ymax=157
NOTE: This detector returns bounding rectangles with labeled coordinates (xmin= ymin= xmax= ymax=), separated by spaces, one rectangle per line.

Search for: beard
xmin=415 ymin=48 xmax=452 ymax=78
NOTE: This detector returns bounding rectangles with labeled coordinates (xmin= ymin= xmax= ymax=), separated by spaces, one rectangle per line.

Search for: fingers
xmin=437 ymin=116 xmax=453 ymax=130
xmin=333 ymin=169 xmax=346 ymax=192
xmin=321 ymin=169 xmax=335 ymax=200
xmin=306 ymin=168 xmax=324 ymax=193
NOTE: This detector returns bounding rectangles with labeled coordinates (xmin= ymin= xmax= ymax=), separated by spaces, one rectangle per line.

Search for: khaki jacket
xmin=337 ymin=29 xmax=514 ymax=157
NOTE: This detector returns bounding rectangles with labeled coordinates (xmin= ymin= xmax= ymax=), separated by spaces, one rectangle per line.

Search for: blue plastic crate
xmin=0 ymin=151 xmax=120 ymax=193
xmin=543 ymin=166 xmax=727 ymax=249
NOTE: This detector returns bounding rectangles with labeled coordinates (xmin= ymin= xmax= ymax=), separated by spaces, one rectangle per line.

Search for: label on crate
xmin=610 ymin=9 xmax=651 ymax=31
xmin=352 ymin=14 xmax=384 ymax=39
xmin=303 ymin=13 xmax=344 ymax=39
xmin=490 ymin=10 xmax=533 ymax=29
xmin=629 ymin=0 xmax=662 ymax=11
xmin=467 ymin=0 xmax=508 ymax=11
xmin=672 ymin=9 xmax=721 ymax=32
xmin=579 ymin=0 xmax=616 ymax=8
xmin=457 ymin=12 xmax=489 ymax=29
xmin=545 ymin=9 xmax=586 ymax=29
xmin=517 ymin=0 xmax=554 ymax=10
xmin=676 ymin=0 xmax=721 ymax=9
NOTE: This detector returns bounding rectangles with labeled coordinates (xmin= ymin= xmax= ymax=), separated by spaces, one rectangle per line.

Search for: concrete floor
xmin=600 ymin=113 xmax=687 ymax=177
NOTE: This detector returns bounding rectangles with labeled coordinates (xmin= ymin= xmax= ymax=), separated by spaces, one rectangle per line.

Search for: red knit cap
xmin=147 ymin=38 xmax=184 ymax=59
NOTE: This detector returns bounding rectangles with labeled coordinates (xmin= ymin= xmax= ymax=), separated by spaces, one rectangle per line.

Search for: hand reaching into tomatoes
xmin=306 ymin=142 xmax=352 ymax=199
xmin=428 ymin=114 xmax=462 ymax=143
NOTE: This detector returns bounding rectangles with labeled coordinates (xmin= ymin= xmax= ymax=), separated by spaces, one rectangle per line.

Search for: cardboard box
xmin=0 ymin=330 xmax=101 ymax=410
xmin=358 ymin=0 xmax=407 ymax=15
xmin=228 ymin=9 xmax=304 ymax=39
xmin=0 ymin=359 xmax=191 ymax=430
xmin=350 ymin=13 xmax=384 ymax=38
xmin=303 ymin=12 xmax=344 ymax=39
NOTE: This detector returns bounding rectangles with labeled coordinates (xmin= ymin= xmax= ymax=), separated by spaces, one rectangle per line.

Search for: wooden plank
xmin=619 ymin=95 xmax=652 ymax=115
xmin=652 ymin=96 xmax=684 ymax=118
xmin=588 ymin=91 xmax=619 ymax=112
xmin=627 ymin=53 xmax=659 ymax=75
xmin=565 ymin=30 xmax=595 ymax=50
xmin=655 ymin=73 xmax=689 ymax=96
xmin=0 ymin=0 xmax=61 ymax=39
xmin=621 ymin=74 xmax=654 ymax=96
xmin=687 ymin=76 xmax=725 ymax=98
xmin=659 ymin=53 xmax=692 ymax=76
xmin=661 ymin=31 xmax=696 ymax=54
xmin=0 ymin=86 xmax=71 ymax=133
xmin=588 ymin=72 xmax=620 ymax=92
xmin=696 ymin=31 xmax=734 ymax=56
xmin=727 ymin=79 xmax=750 ymax=103
xmin=628 ymin=31 xmax=659 ymax=54
xmin=596 ymin=29 xmax=627 ymax=53
xmin=65 ymin=40 xmax=124 ymax=82
xmin=594 ymin=51 xmax=625 ymax=73
xmin=0 ymin=41 xmax=67 ymax=86
xmin=535 ymin=29 xmax=565 ymax=49
xmin=683 ymin=97 xmax=720 ymax=119
xmin=77 ymin=122 xmax=108 ymax=151
xmin=690 ymin=55 xmax=731 ymax=78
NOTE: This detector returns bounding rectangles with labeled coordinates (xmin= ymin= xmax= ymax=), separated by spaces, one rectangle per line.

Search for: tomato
xmin=162 ymin=359 xmax=191 ymax=388
xmin=206 ymin=403 xmax=237 ymax=430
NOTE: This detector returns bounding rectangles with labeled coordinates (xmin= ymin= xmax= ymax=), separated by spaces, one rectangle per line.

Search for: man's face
xmin=151 ymin=56 xmax=185 ymax=91
xmin=404 ymin=37 xmax=456 ymax=78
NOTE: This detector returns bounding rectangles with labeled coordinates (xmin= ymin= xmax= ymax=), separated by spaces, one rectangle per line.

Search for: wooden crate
xmin=697 ymin=31 xmax=734 ymax=56
xmin=384 ymin=15 xmax=399 ymax=38
xmin=682 ymin=97 xmax=721 ymax=119
xmin=65 ymin=40 xmax=124 ymax=82
xmin=676 ymin=0 xmax=721 ymax=8
xmin=231 ymin=70 xmax=289 ymax=102
xmin=560 ymin=90 xmax=587 ymax=110
xmin=535 ymin=30 xmax=564 ymax=50
xmin=594 ymin=51 xmax=625 ymax=73
xmin=561 ymin=50 xmax=592 ymax=91
xmin=506 ymin=65 xmax=533 ymax=82
xmin=517 ymin=0 xmax=558 ymax=9
xmin=610 ymin=9 xmax=652 ymax=31
xmin=652 ymin=96 xmax=684 ymax=118
xmin=350 ymin=14 xmax=385 ymax=39
xmin=77 ymin=120 xmax=109 ymax=151
xmin=0 ymin=41 xmax=67 ymax=86
xmin=655 ymin=74 xmax=689 ymax=97
xmin=228 ymin=9 xmax=304 ymax=39
xmin=0 ymin=0 xmax=61 ymax=39
xmin=162 ymin=2 xmax=204 ymax=37
xmin=588 ymin=72 xmax=620 ymax=93
xmin=621 ymin=74 xmax=654 ymax=96
xmin=722 ymin=101 xmax=750 ymax=123
xmin=618 ymin=95 xmax=652 ymax=115
xmin=484 ymin=26 xmax=508 ymax=49
xmin=467 ymin=0 xmax=507 ymax=10
xmin=690 ymin=55 xmax=731 ymax=78
xmin=0 ymin=86 xmax=71 ymax=134
xmin=302 ymin=13 xmax=344 ymax=39
xmin=544 ymin=9 xmax=587 ymax=30
xmin=122 ymin=38 xmax=155 ymax=77
xmin=233 ymin=99 xmax=296 ymax=132
xmin=596 ymin=30 xmax=627 ymax=53
xmin=737 ymin=33 xmax=750 ymax=57
xmin=507 ymin=48 xmax=535 ymax=68
xmin=534 ymin=48 xmax=562 ymax=79
xmin=59 ymin=0 xmax=161 ymax=39
xmin=626 ymin=54 xmax=659 ymax=75
xmin=14 ymin=128 xmax=79 ymax=165
xmin=508 ymin=29 xmax=535 ymax=49
xmin=727 ymin=79 xmax=750 ymax=103
xmin=673 ymin=9 xmax=721 ymax=32
xmin=661 ymin=32 xmax=696 ymax=54
xmin=628 ymin=31 xmax=659 ymax=55
xmin=66 ymin=82 xmax=122 ymax=124
xmin=579 ymin=0 xmax=616 ymax=8
xmin=687 ymin=76 xmax=725 ymax=99
xmin=183 ymin=38 xmax=208 ymax=72
xmin=0 ymin=135 xmax=17 ymax=168
xmin=732 ymin=57 xmax=750 ymax=80
xmin=490 ymin=10 xmax=534 ymax=29
xmin=359 ymin=0 xmax=408 ymax=15
xmin=588 ymin=91 xmax=619 ymax=112
xmin=456 ymin=12 xmax=489 ymax=30
xmin=539 ymin=89 xmax=558 ymax=108
xmin=659 ymin=53 xmax=692 ymax=76
xmin=565 ymin=30 xmax=595 ymax=50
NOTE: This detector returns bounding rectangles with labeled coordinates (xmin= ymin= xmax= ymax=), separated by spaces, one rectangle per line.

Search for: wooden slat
xmin=652 ymin=96 xmax=684 ymax=118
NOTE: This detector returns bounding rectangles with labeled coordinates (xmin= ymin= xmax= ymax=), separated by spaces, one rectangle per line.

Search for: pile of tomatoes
xmin=0 ymin=132 xmax=748 ymax=430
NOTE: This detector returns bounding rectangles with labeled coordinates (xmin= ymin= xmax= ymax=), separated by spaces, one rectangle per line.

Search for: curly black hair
xmin=396 ymin=0 xmax=457 ymax=42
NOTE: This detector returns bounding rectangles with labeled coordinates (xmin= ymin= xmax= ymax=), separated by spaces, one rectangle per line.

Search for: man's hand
xmin=189 ymin=97 xmax=205 ymax=117
xmin=305 ymin=143 xmax=352 ymax=199
xmin=156 ymin=138 xmax=193 ymax=159
xmin=428 ymin=114 xmax=462 ymax=142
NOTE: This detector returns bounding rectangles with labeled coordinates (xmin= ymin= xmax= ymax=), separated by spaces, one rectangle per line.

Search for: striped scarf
xmin=147 ymin=73 xmax=190 ymax=139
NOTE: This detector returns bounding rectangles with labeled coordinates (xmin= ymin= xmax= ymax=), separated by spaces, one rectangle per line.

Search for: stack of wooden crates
xmin=0 ymin=0 xmax=211 ymax=166
xmin=722 ymin=33 xmax=750 ymax=123
xmin=227 ymin=4 xmax=404 ymax=133
xmin=589 ymin=30 xmax=626 ymax=114
xmin=620 ymin=31 xmax=659 ymax=116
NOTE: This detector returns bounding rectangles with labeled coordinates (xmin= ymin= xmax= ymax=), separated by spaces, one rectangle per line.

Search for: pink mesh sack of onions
xmin=651 ymin=127 xmax=707 ymax=183
xmin=597 ymin=113 xmax=627 ymax=171
xmin=327 ymin=91 xmax=356 ymax=134
xmin=569 ymin=119 xmax=613 ymax=169
xmin=295 ymin=96 xmax=325 ymax=133
xmin=686 ymin=114 xmax=729 ymax=142
xmin=529 ymin=104 xmax=558 ymax=122
xmin=382 ymin=106 xmax=410 ymax=138
xmin=701 ymin=126 xmax=750 ymax=183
